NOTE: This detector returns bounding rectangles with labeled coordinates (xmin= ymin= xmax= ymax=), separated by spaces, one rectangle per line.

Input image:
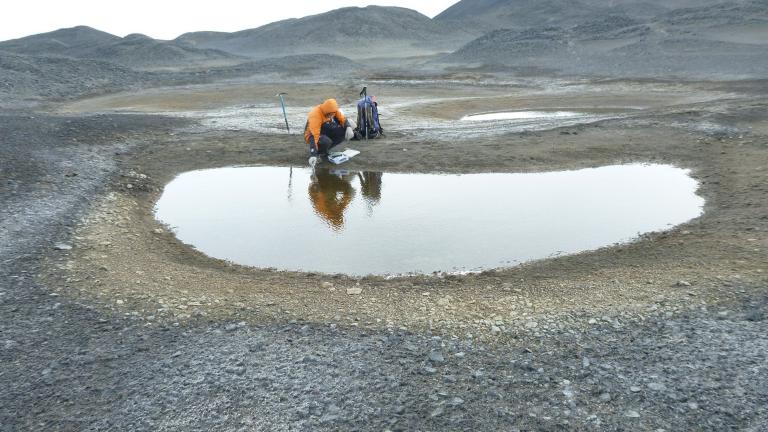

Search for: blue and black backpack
xmin=355 ymin=87 xmax=384 ymax=139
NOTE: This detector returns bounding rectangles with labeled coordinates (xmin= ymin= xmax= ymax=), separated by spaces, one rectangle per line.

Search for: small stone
xmin=3 ymin=340 xmax=18 ymax=350
xmin=648 ymin=382 xmax=666 ymax=391
xmin=153 ymin=228 xmax=164 ymax=234
xmin=599 ymin=393 xmax=611 ymax=402
xmin=582 ymin=357 xmax=591 ymax=368
xmin=321 ymin=281 xmax=333 ymax=289
xmin=231 ymin=366 xmax=246 ymax=376
xmin=491 ymin=325 xmax=502 ymax=334
xmin=675 ymin=280 xmax=692 ymax=287
xmin=625 ymin=410 xmax=640 ymax=418
xmin=630 ymin=386 xmax=642 ymax=392
xmin=688 ymin=402 xmax=699 ymax=410
xmin=116 ymin=300 xmax=124 ymax=305
xmin=423 ymin=366 xmax=438 ymax=375
xmin=428 ymin=350 xmax=445 ymax=363
xmin=346 ymin=287 xmax=363 ymax=295
xmin=449 ymin=397 xmax=464 ymax=406
xmin=525 ymin=321 xmax=538 ymax=329
xmin=430 ymin=407 xmax=444 ymax=418
xmin=588 ymin=318 xmax=598 ymax=324
xmin=54 ymin=243 xmax=72 ymax=251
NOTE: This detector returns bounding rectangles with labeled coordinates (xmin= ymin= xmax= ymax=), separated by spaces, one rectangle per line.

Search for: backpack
xmin=355 ymin=95 xmax=384 ymax=139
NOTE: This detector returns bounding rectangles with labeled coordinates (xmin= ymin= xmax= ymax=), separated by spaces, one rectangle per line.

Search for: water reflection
xmin=154 ymin=164 xmax=704 ymax=276
xmin=308 ymin=169 xmax=384 ymax=229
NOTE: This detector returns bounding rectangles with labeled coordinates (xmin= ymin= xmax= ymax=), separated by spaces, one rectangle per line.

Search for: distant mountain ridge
xmin=433 ymin=0 xmax=728 ymax=31
xmin=0 ymin=26 xmax=242 ymax=69
xmin=177 ymin=6 xmax=477 ymax=59
xmin=1 ymin=1 xmax=766 ymax=84
xmin=440 ymin=0 xmax=768 ymax=79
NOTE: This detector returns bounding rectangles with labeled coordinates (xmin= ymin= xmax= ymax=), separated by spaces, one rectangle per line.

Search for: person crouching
xmin=304 ymin=98 xmax=355 ymax=167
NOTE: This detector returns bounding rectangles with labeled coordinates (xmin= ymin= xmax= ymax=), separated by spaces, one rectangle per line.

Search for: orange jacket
xmin=304 ymin=98 xmax=347 ymax=150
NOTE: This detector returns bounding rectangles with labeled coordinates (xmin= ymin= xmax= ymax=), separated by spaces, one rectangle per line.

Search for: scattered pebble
xmin=428 ymin=350 xmax=445 ymax=364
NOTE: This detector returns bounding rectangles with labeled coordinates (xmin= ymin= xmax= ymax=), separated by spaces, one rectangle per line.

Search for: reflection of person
xmin=304 ymin=98 xmax=355 ymax=167
xmin=358 ymin=172 xmax=383 ymax=205
xmin=308 ymin=168 xmax=356 ymax=231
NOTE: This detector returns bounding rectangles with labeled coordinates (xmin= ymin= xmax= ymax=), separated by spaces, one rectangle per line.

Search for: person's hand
xmin=308 ymin=156 xmax=318 ymax=168
xmin=345 ymin=127 xmax=354 ymax=141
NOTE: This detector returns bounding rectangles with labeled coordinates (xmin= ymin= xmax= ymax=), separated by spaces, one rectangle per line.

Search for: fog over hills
xmin=177 ymin=6 xmax=476 ymax=59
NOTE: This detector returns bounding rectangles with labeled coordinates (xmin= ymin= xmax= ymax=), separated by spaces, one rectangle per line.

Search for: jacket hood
xmin=320 ymin=99 xmax=339 ymax=115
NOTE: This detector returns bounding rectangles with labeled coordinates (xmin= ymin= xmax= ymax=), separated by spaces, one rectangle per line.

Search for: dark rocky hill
xmin=0 ymin=27 xmax=243 ymax=70
xmin=433 ymin=0 xmax=727 ymax=31
xmin=439 ymin=0 xmax=768 ymax=79
xmin=177 ymin=6 xmax=476 ymax=59
xmin=0 ymin=51 xmax=149 ymax=104
xmin=434 ymin=0 xmax=601 ymax=31
xmin=0 ymin=26 xmax=120 ymax=57
xmin=86 ymin=36 xmax=243 ymax=69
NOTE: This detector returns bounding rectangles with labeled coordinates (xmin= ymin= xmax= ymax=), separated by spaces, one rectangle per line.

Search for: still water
xmin=154 ymin=164 xmax=704 ymax=276
xmin=461 ymin=111 xmax=582 ymax=121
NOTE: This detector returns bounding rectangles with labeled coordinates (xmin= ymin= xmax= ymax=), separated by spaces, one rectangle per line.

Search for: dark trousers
xmin=317 ymin=121 xmax=346 ymax=155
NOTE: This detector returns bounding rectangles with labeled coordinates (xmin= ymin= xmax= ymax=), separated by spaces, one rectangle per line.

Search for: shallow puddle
xmin=154 ymin=164 xmax=703 ymax=276
xmin=461 ymin=111 xmax=582 ymax=121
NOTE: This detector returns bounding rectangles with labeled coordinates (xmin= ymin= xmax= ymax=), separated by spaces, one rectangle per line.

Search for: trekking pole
xmin=277 ymin=92 xmax=290 ymax=133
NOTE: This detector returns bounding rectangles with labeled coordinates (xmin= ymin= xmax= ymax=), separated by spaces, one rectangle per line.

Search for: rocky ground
xmin=1 ymin=76 xmax=767 ymax=431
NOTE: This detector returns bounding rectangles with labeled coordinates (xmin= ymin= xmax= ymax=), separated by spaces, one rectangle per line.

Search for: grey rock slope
xmin=0 ymin=26 xmax=243 ymax=69
xmin=440 ymin=1 xmax=768 ymax=79
xmin=177 ymin=6 xmax=476 ymax=59
xmin=434 ymin=0 xmax=727 ymax=31
xmin=0 ymin=26 xmax=120 ymax=57
xmin=0 ymin=52 xmax=148 ymax=104
xmin=218 ymin=54 xmax=364 ymax=78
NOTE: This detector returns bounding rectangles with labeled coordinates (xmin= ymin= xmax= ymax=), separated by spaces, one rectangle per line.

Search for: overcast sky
xmin=0 ymin=0 xmax=459 ymax=42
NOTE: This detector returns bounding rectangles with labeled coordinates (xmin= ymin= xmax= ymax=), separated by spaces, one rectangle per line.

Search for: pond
xmin=461 ymin=111 xmax=583 ymax=121
xmin=154 ymin=164 xmax=704 ymax=276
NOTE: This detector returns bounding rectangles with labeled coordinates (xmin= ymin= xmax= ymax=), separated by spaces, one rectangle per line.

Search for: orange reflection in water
xmin=308 ymin=168 xmax=383 ymax=230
